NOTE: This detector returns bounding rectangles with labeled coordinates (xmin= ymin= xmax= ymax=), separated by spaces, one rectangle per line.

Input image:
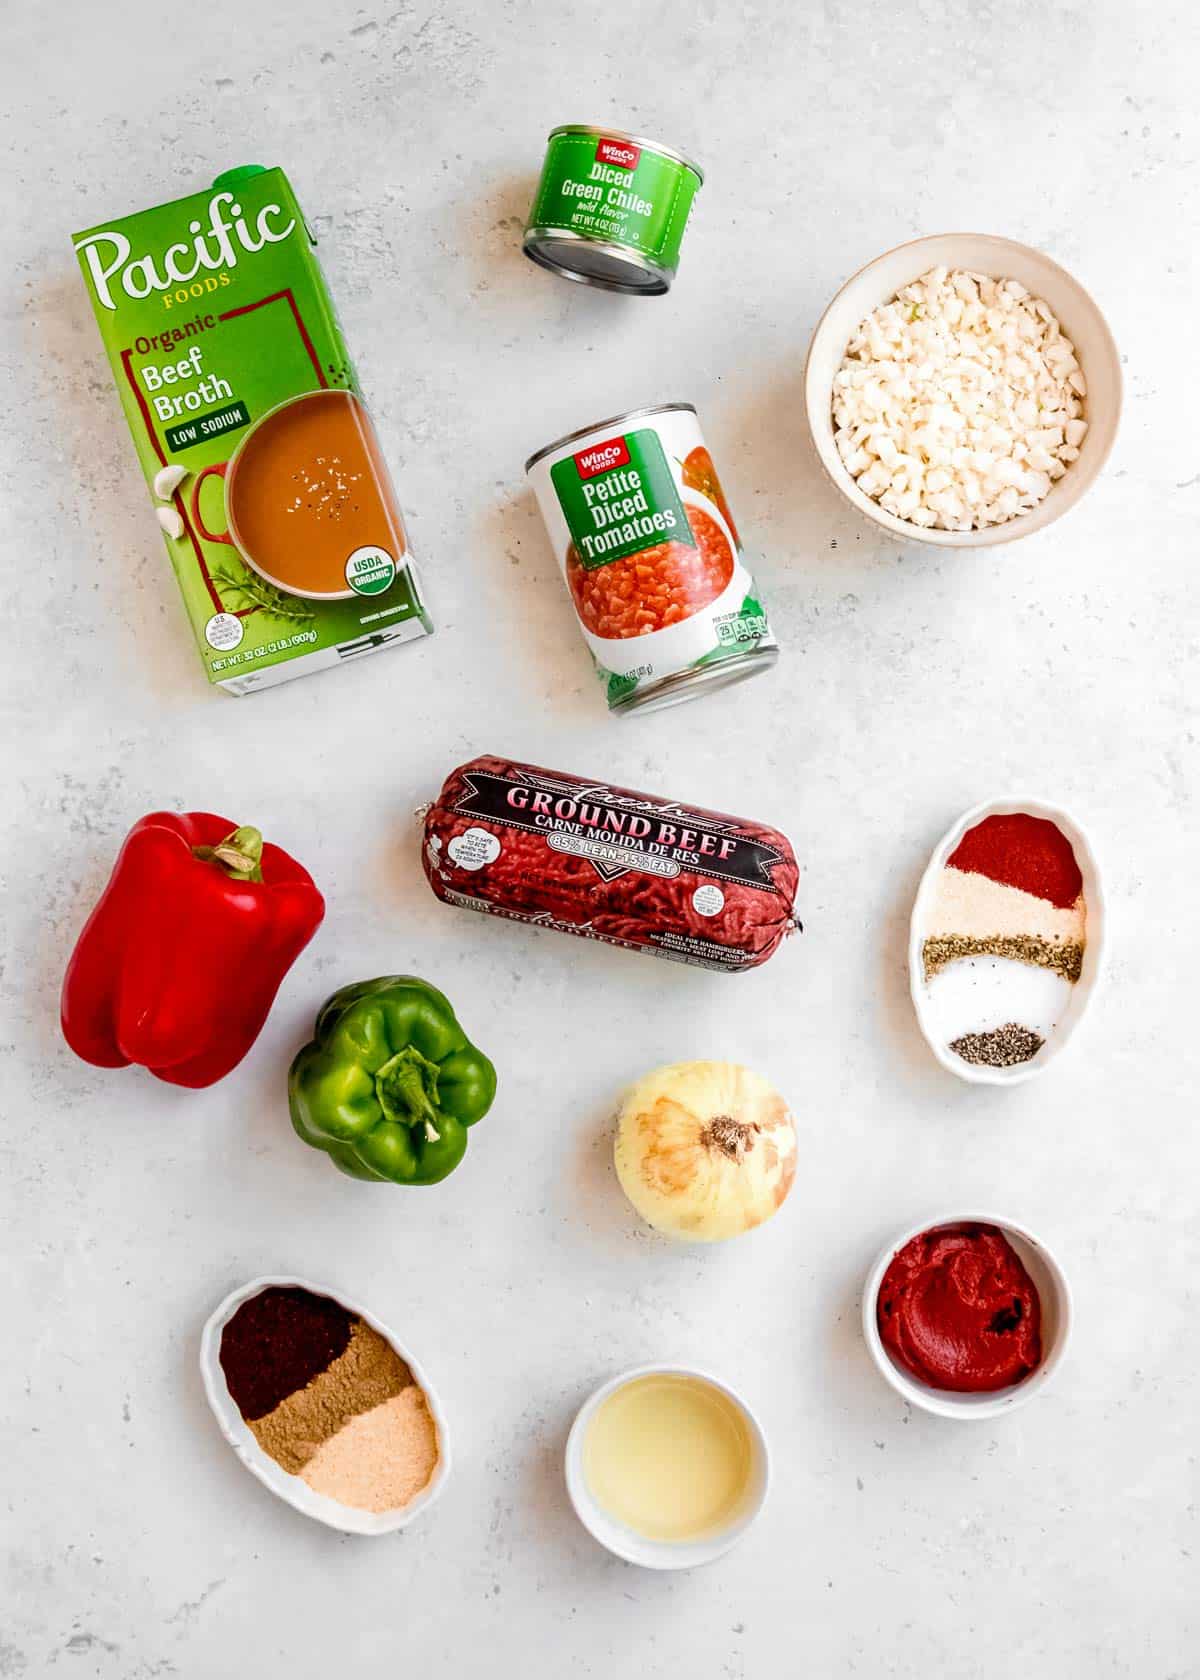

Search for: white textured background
xmin=2 ymin=1 xmax=1197 ymax=1675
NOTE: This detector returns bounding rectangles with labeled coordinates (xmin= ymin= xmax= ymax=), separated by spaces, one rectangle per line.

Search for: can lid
xmin=546 ymin=125 xmax=704 ymax=184
xmin=211 ymin=165 xmax=269 ymax=190
xmin=523 ymin=231 xmax=672 ymax=296
xmin=524 ymin=403 xmax=698 ymax=474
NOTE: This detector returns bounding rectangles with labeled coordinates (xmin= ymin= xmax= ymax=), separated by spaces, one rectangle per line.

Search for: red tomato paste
xmin=877 ymin=1224 xmax=1042 ymax=1392
xmin=422 ymin=754 xmax=799 ymax=973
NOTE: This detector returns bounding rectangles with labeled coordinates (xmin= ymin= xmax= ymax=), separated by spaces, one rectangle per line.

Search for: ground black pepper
xmin=219 ymin=1286 xmax=354 ymax=1421
xmin=949 ymin=1023 xmax=1045 ymax=1068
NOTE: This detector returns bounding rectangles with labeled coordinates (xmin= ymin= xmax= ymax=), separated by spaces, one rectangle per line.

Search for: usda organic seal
xmin=345 ymin=545 xmax=396 ymax=597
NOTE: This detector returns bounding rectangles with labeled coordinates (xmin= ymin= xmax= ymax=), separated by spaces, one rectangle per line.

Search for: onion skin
xmin=614 ymin=1061 xmax=796 ymax=1242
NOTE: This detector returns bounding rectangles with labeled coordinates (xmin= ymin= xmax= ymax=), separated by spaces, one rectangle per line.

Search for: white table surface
xmin=2 ymin=1 xmax=1197 ymax=1674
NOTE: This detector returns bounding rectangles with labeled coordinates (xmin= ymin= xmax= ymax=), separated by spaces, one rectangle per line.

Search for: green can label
xmin=526 ymin=130 xmax=700 ymax=274
xmin=550 ymin=429 xmax=694 ymax=570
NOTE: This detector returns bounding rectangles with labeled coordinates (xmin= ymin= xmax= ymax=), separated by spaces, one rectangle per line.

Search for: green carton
xmin=74 ymin=165 xmax=432 ymax=694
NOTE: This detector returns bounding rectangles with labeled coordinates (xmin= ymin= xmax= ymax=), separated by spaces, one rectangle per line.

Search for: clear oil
xmin=583 ymin=1373 xmax=754 ymax=1542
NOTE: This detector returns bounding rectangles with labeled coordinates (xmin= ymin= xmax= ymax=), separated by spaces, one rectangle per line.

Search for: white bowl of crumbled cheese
xmin=804 ymin=233 xmax=1121 ymax=545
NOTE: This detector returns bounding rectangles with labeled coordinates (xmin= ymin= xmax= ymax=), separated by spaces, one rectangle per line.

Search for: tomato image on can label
xmin=525 ymin=404 xmax=778 ymax=714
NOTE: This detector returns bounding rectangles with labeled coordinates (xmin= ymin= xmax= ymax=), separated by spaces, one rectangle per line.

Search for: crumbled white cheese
xmin=833 ymin=267 xmax=1088 ymax=532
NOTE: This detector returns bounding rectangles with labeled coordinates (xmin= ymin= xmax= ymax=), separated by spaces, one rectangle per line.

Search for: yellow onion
xmin=614 ymin=1061 xmax=796 ymax=1243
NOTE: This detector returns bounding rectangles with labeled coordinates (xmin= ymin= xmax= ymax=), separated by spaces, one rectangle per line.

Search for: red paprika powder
xmin=947 ymin=813 xmax=1082 ymax=908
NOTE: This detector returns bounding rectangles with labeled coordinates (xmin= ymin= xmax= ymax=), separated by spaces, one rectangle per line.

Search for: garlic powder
xmin=833 ymin=267 xmax=1088 ymax=531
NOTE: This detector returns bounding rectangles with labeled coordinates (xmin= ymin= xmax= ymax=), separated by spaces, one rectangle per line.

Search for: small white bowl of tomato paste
xmin=862 ymin=1214 xmax=1073 ymax=1420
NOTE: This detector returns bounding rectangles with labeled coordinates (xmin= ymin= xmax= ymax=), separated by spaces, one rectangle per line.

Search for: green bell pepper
xmin=288 ymin=976 xmax=497 ymax=1184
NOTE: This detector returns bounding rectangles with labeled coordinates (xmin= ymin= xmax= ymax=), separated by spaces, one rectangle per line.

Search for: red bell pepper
xmin=61 ymin=812 xmax=324 ymax=1088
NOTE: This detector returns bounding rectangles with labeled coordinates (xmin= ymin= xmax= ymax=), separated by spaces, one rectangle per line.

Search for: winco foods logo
xmin=596 ymin=137 xmax=640 ymax=169
xmin=573 ymin=436 xmax=631 ymax=478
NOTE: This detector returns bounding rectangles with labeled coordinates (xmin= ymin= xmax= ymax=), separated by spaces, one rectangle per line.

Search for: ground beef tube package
xmin=421 ymin=756 xmax=799 ymax=973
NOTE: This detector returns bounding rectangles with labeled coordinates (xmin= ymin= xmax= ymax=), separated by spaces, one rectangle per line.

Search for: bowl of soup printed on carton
xmin=73 ymin=166 xmax=432 ymax=695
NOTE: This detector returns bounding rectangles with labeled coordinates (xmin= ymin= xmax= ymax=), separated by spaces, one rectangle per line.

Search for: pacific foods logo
xmin=75 ymin=190 xmax=297 ymax=311
xmin=596 ymin=138 xmax=640 ymax=170
xmin=574 ymin=436 xmax=630 ymax=479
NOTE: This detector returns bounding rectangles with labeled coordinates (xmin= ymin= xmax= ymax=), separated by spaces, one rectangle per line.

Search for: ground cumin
xmin=249 ymin=1319 xmax=413 ymax=1474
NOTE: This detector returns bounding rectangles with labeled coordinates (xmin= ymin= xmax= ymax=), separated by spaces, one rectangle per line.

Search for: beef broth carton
xmin=74 ymin=165 xmax=432 ymax=693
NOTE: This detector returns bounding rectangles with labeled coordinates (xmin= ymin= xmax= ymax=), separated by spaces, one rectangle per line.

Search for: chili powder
xmin=219 ymin=1286 xmax=354 ymax=1422
xmin=946 ymin=813 xmax=1082 ymax=909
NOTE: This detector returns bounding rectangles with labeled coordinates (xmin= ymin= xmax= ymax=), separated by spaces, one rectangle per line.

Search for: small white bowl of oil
xmin=564 ymin=1364 xmax=770 ymax=1569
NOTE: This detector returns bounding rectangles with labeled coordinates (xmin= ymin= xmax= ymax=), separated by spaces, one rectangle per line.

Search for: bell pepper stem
xmin=375 ymin=1045 xmax=443 ymax=1144
xmin=193 ymin=825 xmax=265 ymax=883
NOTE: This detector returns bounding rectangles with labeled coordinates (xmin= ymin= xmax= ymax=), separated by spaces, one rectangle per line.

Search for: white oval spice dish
xmin=200 ymin=1275 xmax=452 ymax=1537
xmin=909 ymin=798 xmax=1106 ymax=1085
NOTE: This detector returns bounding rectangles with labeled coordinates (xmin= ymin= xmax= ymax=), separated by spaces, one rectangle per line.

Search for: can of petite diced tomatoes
xmin=523 ymin=126 xmax=703 ymax=295
xmin=525 ymin=404 xmax=778 ymax=715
